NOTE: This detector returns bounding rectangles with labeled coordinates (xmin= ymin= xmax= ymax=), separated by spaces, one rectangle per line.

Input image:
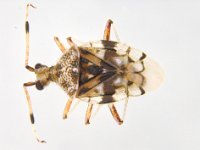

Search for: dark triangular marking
xmin=79 ymin=48 xmax=117 ymax=86
xmin=77 ymin=71 xmax=116 ymax=97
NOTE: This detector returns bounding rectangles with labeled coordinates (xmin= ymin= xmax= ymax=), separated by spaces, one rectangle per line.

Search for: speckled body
xmin=47 ymin=40 xmax=164 ymax=104
xmin=50 ymin=48 xmax=80 ymax=96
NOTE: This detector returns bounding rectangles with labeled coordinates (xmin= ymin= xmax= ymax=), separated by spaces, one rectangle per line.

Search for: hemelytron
xmin=23 ymin=4 xmax=164 ymax=143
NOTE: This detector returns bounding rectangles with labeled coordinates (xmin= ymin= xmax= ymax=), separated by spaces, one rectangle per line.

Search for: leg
xmin=103 ymin=19 xmax=120 ymax=41
xmin=67 ymin=37 xmax=77 ymax=47
xmin=122 ymin=83 xmax=129 ymax=120
xmin=63 ymin=98 xmax=80 ymax=119
xmin=122 ymin=98 xmax=128 ymax=121
xmin=54 ymin=36 xmax=67 ymax=53
xmin=23 ymin=83 xmax=46 ymax=143
xmin=103 ymin=19 xmax=113 ymax=41
xmin=67 ymin=37 xmax=80 ymax=58
xmin=63 ymin=98 xmax=73 ymax=119
xmin=85 ymin=103 xmax=93 ymax=124
xmin=108 ymin=103 xmax=123 ymax=125
xmin=69 ymin=99 xmax=80 ymax=114
xmin=91 ymin=104 xmax=101 ymax=120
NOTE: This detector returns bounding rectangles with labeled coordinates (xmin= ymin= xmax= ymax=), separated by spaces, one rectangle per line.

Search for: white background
xmin=0 ymin=0 xmax=200 ymax=150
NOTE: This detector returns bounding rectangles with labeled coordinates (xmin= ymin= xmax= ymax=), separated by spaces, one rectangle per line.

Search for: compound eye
xmin=35 ymin=63 xmax=43 ymax=69
xmin=35 ymin=81 xmax=44 ymax=90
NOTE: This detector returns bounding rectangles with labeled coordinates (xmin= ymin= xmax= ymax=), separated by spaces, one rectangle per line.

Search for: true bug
xmin=23 ymin=4 xmax=164 ymax=143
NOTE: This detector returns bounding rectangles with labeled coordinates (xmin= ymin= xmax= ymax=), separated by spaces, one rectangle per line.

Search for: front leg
xmin=63 ymin=98 xmax=73 ymax=119
xmin=54 ymin=36 xmax=67 ymax=53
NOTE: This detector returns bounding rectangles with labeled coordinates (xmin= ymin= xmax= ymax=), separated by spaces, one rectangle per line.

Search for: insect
xmin=23 ymin=4 xmax=164 ymax=143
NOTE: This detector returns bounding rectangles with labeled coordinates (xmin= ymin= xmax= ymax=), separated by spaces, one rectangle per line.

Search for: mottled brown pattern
xmin=52 ymin=48 xmax=79 ymax=96
xmin=76 ymin=43 xmax=147 ymax=102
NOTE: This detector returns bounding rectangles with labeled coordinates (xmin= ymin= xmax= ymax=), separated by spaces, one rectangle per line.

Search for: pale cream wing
xmin=128 ymin=47 xmax=164 ymax=96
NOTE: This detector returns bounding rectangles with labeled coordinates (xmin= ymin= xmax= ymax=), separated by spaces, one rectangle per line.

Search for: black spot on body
xmin=87 ymin=65 xmax=103 ymax=76
xmin=25 ymin=21 xmax=29 ymax=33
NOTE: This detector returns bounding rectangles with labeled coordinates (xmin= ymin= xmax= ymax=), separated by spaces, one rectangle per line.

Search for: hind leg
xmin=85 ymin=103 xmax=93 ymax=124
xmin=108 ymin=103 xmax=123 ymax=125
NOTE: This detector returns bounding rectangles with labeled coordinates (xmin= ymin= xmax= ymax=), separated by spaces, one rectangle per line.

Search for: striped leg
xmin=108 ymin=103 xmax=123 ymax=125
xmin=85 ymin=103 xmax=93 ymax=124
xmin=23 ymin=83 xmax=46 ymax=143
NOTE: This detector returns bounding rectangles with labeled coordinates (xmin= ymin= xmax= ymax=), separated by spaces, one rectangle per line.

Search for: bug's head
xmin=33 ymin=63 xmax=51 ymax=90
xmin=25 ymin=63 xmax=51 ymax=90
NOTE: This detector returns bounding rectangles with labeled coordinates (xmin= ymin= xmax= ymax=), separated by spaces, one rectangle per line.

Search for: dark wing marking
xmin=77 ymin=41 xmax=164 ymax=102
xmin=128 ymin=82 xmax=146 ymax=96
xmin=77 ymin=71 xmax=116 ymax=97
xmin=80 ymin=47 xmax=115 ymax=70
xmin=86 ymin=86 xmax=128 ymax=104
xmin=79 ymin=57 xmax=102 ymax=85
xmin=80 ymin=41 xmax=129 ymax=69
xmin=80 ymin=74 xmax=126 ymax=98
